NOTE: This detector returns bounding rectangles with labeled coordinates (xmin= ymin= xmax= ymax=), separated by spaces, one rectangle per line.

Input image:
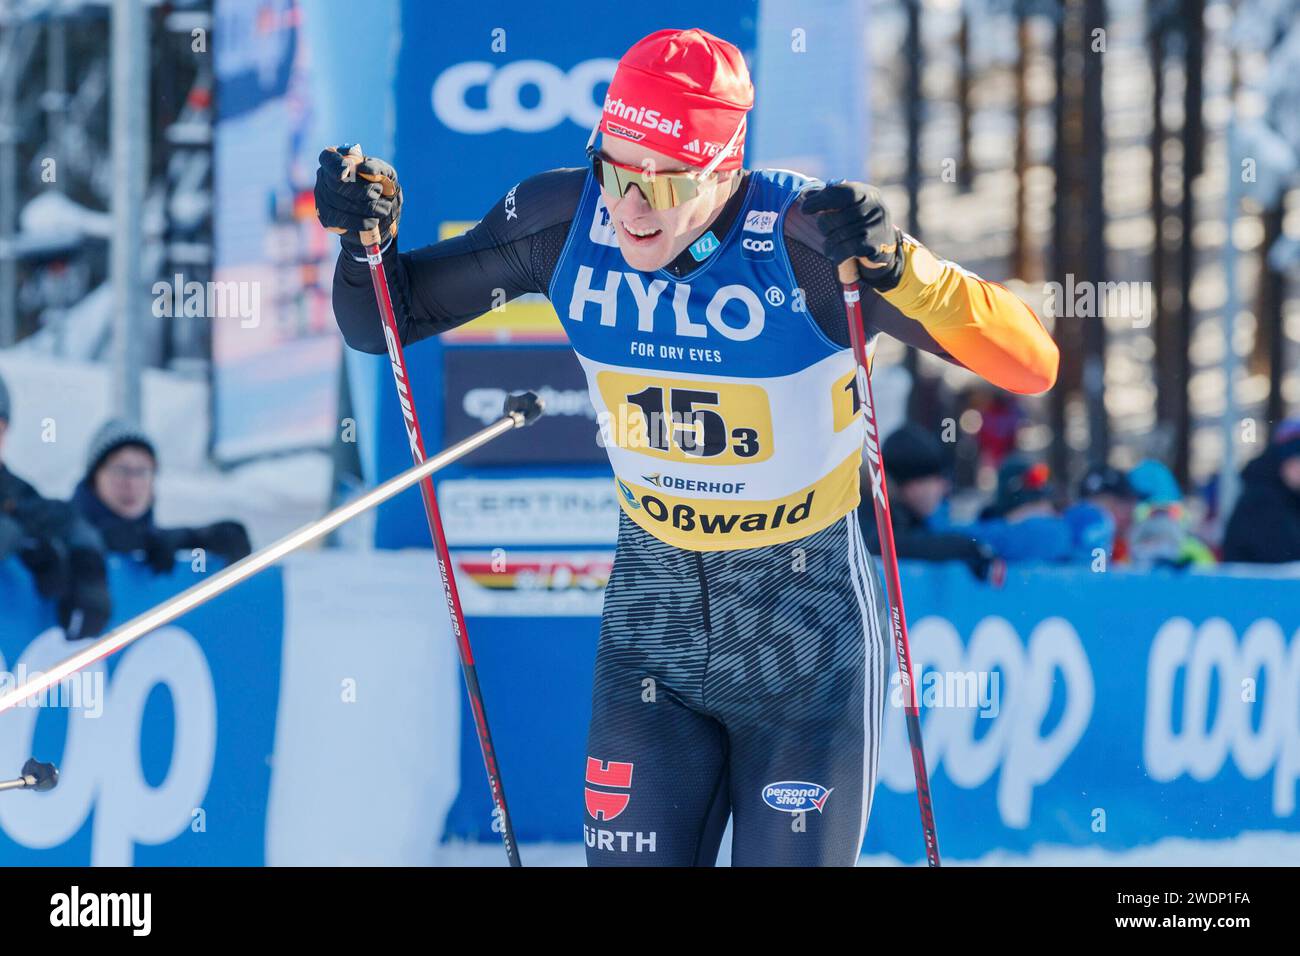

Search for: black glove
xmin=143 ymin=528 xmax=189 ymax=575
xmin=315 ymin=144 xmax=402 ymax=256
xmin=802 ymin=181 xmax=904 ymax=291
xmin=14 ymin=496 xmax=72 ymax=540
xmin=195 ymin=521 xmax=252 ymax=565
xmin=19 ymin=537 xmax=68 ymax=599
xmin=0 ymin=513 xmax=23 ymax=561
xmin=59 ymin=548 xmax=112 ymax=640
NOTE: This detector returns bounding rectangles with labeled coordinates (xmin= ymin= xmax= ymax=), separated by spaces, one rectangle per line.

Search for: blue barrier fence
xmin=2 ymin=554 xmax=1297 ymax=864
xmin=0 ymin=556 xmax=282 ymax=865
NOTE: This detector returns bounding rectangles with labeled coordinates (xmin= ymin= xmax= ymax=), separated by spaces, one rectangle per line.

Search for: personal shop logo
xmin=761 ymin=781 xmax=833 ymax=814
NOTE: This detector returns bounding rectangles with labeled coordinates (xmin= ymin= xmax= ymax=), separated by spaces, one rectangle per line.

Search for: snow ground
xmin=428 ymin=831 xmax=1300 ymax=867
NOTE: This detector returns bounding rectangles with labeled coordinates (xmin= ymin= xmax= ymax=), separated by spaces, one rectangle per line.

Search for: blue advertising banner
xmin=441 ymin=346 xmax=602 ymax=466
xmin=3 ymin=551 xmax=1297 ymax=864
xmin=395 ymin=3 xmax=759 ymax=251
xmin=0 ymin=556 xmax=282 ymax=866
xmin=865 ymin=564 xmax=1300 ymax=861
xmin=445 ymin=562 xmax=1300 ymax=862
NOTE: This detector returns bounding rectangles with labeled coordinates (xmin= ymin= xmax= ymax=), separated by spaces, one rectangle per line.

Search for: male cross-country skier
xmin=317 ymin=28 xmax=1059 ymax=867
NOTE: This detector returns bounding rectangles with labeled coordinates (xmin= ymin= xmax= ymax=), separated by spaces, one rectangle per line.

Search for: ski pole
xmin=0 ymin=397 xmax=542 ymax=720
xmin=0 ymin=758 xmax=59 ymax=794
xmin=838 ymin=259 xmax=942 ymax=867
xmin=353 ymin=185 xmax=524 ymax=867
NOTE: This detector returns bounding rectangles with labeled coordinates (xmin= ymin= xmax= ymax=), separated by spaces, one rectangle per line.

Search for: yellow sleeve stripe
xmin=880 ymin=238 xmax=1060 ymax=395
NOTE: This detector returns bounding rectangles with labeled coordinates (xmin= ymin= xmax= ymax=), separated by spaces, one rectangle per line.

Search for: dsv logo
xmin=878 ymin=616 xmax=1094 ymax=829
xmin=432 ymin=59 xmax=616 ymax=133
xmin=1144 ymin=617 xmax=1300 ymax=815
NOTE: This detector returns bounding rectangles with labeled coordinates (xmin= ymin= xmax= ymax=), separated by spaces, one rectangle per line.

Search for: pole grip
xmin=359 ymin=217 xmax=382 ymax=249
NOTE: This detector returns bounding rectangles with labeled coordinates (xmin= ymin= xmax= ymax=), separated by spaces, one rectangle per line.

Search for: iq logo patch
xmin=761 ymin=781 xmax=833 ymax=814
xmin=688 ymin=230 xmax=720 ymax=262
xmin=585 ymin=756 xmax=634 ymax=822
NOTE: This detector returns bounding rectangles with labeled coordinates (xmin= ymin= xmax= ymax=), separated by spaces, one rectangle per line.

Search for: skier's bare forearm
xmin=330 ymin=168 xmax=586 ymax=354
xmin=881 ymin=237 xmax=1060 ymax=394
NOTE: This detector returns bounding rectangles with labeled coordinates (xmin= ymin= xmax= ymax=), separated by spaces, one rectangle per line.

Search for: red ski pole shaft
xmin=838 ymin=258 xmax=941 ymax=867
xmin=359 ymin=211 xmax=521 ymax=867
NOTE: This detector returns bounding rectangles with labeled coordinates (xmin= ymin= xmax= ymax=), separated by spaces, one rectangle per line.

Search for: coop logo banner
xmin=879 ymin=614 xmax=1095 ymax=829
xmin=432 ymin=58 xmax=615 ymax=134
xmin=0 ymin=627 xmax=216 ymax=867
xmin=422 ymin=6 xmax=754 ymax=139
xmin=1144 ymin=616 xmax=1300 ymax=815
xmin=863 ymin=562 xmax=1300 ymax=863
xmin=0 ymin=557 xmax=283 ymax=866
xmin=395 ymin=1 xmax=756 ymax=254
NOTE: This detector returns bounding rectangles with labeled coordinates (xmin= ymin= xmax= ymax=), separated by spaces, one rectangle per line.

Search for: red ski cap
xmin=599 ymin=28 xmax=753 ymax=173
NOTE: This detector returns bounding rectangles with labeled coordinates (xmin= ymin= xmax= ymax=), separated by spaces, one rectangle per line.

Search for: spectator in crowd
xmin=1061 ymin=496 xmax=1117 ymax=562
xmin=1193 ymin=472 xmax=1224 ymax=553
xmin=1073 ymin=463 xmax=1140 ymax=562
xmin=0 ymin=370 xmax=111 ymax=638
xmin=1127 ymin=458 xmax=1182 ymax=508
xmin=1126 ymin=458 xmax=1216 ymax=568
xmin=860 ymin=423 xmax=996 ymax=579
xmin=72 ymin=419 xmax=252 ymax=574
xmin=964 ymin=456 xmax=1110 ymax=562
xmin=1222 ymin=420 xmax=1300 ymax=564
